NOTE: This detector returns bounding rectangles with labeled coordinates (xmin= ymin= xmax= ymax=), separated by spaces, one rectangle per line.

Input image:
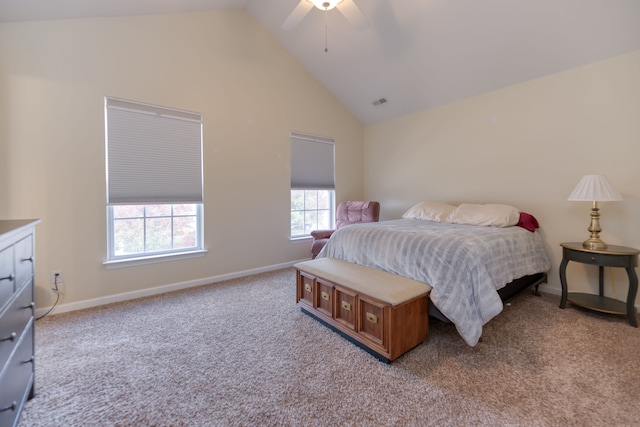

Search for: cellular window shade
xmin=290 ymin=132 xmax=335 ymax=190
xmin=106 ymin=97 xmax=203 ymax=205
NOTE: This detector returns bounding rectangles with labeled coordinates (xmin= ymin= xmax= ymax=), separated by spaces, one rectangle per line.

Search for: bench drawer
xmin=334 ymin=286 xmax=357 ymax=331
xmin=358 ymin=296 xmax=386 ymax=348
xmin=314 ymin=278 xmax=334 ymax=318
xmin=296 ymin=271 xmax=315 ymax=308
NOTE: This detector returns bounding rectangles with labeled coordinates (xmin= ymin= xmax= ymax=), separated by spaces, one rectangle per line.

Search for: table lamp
xmin=567 ymin=174 xmax=623 ymax=250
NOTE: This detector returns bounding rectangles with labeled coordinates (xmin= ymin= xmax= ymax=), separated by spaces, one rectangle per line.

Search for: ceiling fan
xmin=281 ymin=0 xmax=369 ymax=32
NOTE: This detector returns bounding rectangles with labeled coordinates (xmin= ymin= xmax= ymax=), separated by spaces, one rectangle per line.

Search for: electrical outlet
xmin=51 ymin=270 xmax=64 ymax=284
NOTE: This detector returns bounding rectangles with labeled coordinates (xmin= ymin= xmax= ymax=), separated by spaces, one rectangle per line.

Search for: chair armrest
xmin=311 ymin=229 xmax=335 ymax=239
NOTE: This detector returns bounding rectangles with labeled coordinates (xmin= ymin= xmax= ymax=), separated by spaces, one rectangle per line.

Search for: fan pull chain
xmin=324 ymin=7 xmax=329 ymax=52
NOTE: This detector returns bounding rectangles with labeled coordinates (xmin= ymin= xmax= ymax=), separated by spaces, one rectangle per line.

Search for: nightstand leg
xmin=626 ymin=267 xmax=638 ymax=327
xmin=559 ymin=258 xmax=569 ymax=309
xmin=598 ymin=266 xmax=604 ymax=297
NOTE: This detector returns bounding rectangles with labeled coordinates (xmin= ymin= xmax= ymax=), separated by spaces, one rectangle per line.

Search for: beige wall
xmin=3 ymin=9 xmax=638 ymax=313
xmin=0 ymin=10 xmax=364 ymax=310
xmin=364 ymin=50 xmax=640 ymax=305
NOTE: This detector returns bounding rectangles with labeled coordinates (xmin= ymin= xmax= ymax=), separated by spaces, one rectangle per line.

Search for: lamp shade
xmin=567 ymin=175 xmax=623 ymax=202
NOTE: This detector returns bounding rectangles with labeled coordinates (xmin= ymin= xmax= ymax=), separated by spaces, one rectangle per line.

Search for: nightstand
xmin=559 ymin=242 xmax=639 ymax=327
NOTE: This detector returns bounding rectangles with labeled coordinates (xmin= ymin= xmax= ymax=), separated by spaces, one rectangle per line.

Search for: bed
xmin=316 ymin=202 xmax=551 ymax=346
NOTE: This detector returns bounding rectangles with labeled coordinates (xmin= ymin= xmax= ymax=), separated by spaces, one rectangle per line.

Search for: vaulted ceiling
xmin=2 ymin=0 xmax=639 ymax=124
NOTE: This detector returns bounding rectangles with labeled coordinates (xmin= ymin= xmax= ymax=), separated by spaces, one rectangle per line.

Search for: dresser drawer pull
xmin=366 ymin=312 xmax=378 ymax=324
xmin=22 ymin=356 xmax=35 ymax=365
xmin=0 ymin=273 xmax=15 ymax=282
xmin=304 ymin=283 xmax=312 ymax=292
xmin=590 ymin=256 xmax=596 ymax=261
xmin=321 ymin=291 xmax=330 ymax=301
xmin=0 ymin=401 xmax=17 ymax=413
xmin=0 ymin=332 xmax=17 ymax=343
xmin=22 ymin=302 xmax=35 ymax=312
xmin=21 ymin=256 xmax=34 ymax=263
xmin=341 ymin=301 xmax=351 ymax=311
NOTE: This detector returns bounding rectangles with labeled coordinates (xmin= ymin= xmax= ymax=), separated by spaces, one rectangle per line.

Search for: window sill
xmin=103 ymin=249 xmax=208 ymax=269
xmin=290 ymin=236 xmax=313 ymax=243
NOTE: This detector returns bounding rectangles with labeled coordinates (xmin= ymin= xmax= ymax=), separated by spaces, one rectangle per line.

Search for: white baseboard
xmin=35 ymin=259 xmax=311 ymax=318
xmin=36 ymin=265 xmax=640 ymax=317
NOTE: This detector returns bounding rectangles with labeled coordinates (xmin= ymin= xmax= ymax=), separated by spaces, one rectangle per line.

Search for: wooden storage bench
xmin=294 ymin=258 xmax=431 ymax=363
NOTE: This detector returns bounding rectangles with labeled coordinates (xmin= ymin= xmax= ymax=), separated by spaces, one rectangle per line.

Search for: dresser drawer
xmin=0 ymin=321 xmax=34 ymax=427
xmin=0 ymin=245 xmax=14 ymax=306
xmin=14 ymin=235 xmax=34 ymax=290
xmin=0 ymin=282 xmax=34 ymax=369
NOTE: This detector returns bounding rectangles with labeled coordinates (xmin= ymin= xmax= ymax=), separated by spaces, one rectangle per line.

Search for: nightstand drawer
xmin=567 ymin=249 xmax=632 ymax=268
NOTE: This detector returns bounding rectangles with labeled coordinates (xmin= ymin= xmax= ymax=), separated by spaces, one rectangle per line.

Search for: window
xmin=108 ymin=204 xmax=201 ymax=258
xmin=290 ymin=132 xmax=335 ymax=238
xmin=291 ymin=189 xmax=335 ymax=237
xmin=105 ymin=97 xmax=204 ymax=265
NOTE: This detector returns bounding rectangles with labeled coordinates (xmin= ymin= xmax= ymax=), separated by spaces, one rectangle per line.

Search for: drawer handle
xmin=341 ymin=301 xmax=351 ymax=311
xmin=21 ymin=256 xmax=34 ymax=263
xmin=0 ymin=401 xmax=17 ymax=413
xmin=366 ymin=312 xmax=378 ymax=324
xmin=304 ymin=283 xmax=312 ymax=292
xmin=321 ymin=291 xmax=330 ymax=301
xmin=22 ymin=356 xmax=35 ymax=365
xmin=0 ymin=332 xmax=17 ymax=343
xmin=22 ymin=302 xmax=35 ymax=312
xmin=0 ymin=273 xmax=15 ymax=282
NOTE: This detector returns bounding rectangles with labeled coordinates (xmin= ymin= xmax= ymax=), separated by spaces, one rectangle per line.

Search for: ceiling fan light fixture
xmin=309 ymin=0 xmax=342 ymax=11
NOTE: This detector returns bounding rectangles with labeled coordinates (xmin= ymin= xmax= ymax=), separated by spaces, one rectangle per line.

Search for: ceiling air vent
xmin=372 ymin=98 xmax=388 ymax=106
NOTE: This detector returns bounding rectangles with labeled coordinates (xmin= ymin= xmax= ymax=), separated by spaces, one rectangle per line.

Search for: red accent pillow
xmin=517 ymin=212 xmax=539 ymax=232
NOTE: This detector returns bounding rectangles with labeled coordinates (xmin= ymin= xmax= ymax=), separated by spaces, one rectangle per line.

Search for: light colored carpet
xmin=19 ymin=268 xmax=640 ymax=426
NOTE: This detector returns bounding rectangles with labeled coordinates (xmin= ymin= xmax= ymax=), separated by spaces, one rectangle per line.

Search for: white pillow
xmin=402 ymin=201 xmax=457 ymax=222
xmin=447 ymin=204 xmax=520 ymax=227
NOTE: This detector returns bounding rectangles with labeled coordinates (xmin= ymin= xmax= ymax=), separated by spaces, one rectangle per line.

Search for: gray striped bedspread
xmin=316 ymin=219 xmax=551 ymax=346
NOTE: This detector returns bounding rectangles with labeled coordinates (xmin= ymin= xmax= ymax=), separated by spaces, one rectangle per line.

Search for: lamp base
xmin=582 ymin=203 xmax=608 ymax=251
xmin=582 ymin=238 xmax=608 ymax=251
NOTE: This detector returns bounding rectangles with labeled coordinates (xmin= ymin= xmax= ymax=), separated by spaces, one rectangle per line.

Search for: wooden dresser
xmin=0 ymin=219 xmax=40 ymax=427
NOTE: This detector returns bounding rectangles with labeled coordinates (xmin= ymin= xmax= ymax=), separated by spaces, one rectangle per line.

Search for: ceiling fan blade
xmin=281 ymin=0 xmax=314 ymax=31
xmin=336 ymin=0 xmax=369 ymax=31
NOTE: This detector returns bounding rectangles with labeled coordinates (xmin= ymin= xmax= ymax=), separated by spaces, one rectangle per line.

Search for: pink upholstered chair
xmin=310 ymin=201 xmax=381 ymax=259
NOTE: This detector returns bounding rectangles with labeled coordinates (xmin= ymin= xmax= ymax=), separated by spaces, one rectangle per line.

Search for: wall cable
xmin=36 ymin=274 xmax=60 ymax=321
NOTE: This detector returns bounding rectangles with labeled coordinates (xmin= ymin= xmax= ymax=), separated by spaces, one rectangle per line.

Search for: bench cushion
xmin=294 ymin=258 xmax=431 ymax=307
